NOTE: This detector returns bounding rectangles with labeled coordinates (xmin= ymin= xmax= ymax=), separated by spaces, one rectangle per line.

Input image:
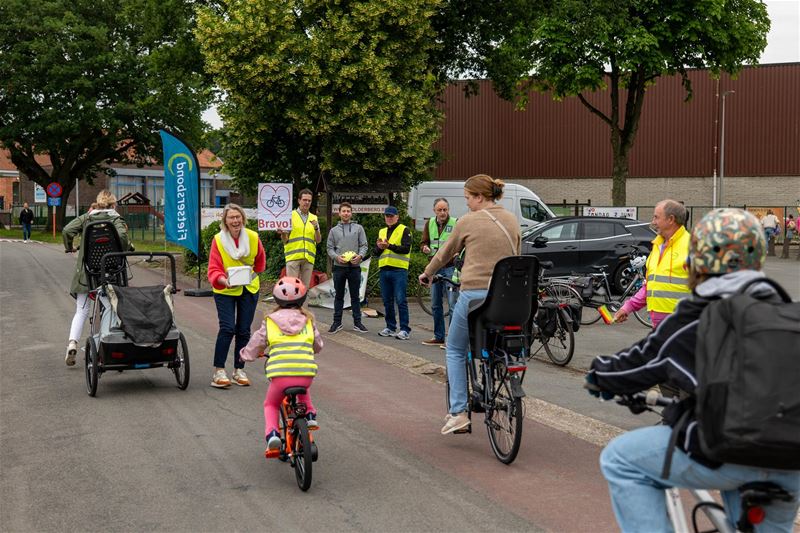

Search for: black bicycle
xmin=436 ymin=256 xmax=539 ymax=464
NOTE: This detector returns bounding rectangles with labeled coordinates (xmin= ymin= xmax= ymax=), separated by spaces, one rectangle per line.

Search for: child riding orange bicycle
xmin=240 ymin=277 xmax=323 ymax=454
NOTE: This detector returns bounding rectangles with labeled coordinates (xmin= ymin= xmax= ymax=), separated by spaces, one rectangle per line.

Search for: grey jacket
xmin=326 ymin=221 xmax=368 ymax=268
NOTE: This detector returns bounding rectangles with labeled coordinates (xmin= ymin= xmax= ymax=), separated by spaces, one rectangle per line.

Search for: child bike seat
xmin=284 ymin=386 xmax=307 ymax=396
xmin=468 ymin=256 xmax=539 ymax=356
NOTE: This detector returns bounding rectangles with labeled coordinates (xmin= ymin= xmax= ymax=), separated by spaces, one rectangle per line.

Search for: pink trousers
xmin=264 ymin=376 xmax=315 ymax=437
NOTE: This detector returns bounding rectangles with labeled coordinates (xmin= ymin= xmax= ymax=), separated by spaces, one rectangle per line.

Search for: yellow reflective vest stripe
xmin=284 ymin=210 xmax=317 ymax=264
xmin=645 ymin=225 xmax=691 ymax=314
xmin=378 ymin=224 xmax=410 ymax=269
xmin=213 ymin=229 xmax=261 ymax=296
xmin=264 ymin=317 xmax=317 ymax=378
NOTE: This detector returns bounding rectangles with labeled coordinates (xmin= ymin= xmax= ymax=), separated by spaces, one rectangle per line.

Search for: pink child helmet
xmin=272 ymin=276 xmax=307 ymax=307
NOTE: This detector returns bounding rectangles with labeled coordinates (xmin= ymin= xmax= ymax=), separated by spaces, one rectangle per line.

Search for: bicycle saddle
xmin=591 ymin=264 xmax=608 ymax=271
xmin=539 ymin=260 xmax=554 ymax=271
xmin=283 ymin=387 xmax=307 ymax=396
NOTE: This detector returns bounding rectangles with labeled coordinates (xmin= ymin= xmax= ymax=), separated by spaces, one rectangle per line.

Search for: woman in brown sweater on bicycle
xmin=419 ymin=174 xmax=520 ymax=435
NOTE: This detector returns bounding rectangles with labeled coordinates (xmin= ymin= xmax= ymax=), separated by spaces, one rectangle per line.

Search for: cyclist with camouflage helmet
xmin=585 ymin=208 xmax=800 ymax=532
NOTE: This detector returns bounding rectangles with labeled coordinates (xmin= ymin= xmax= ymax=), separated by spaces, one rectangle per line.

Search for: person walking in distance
xmin=420 ymin=198 xmax=459 ymax=346
xmin=326 ymin=202 xmax=368 ymax=333
xmin=279 ymin=189 xmax=321 ymax=290
xmin=376 ymin=206 xmax=413 ymax=340
xmin=207 ymin=204 xmax=267 ymax=388
xmin=614 ymin=199 xmax=691 ymax=329
xmin=19 ymin=202 xmax=34 ymax=243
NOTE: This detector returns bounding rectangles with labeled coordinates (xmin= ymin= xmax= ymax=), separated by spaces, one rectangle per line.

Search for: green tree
xmin=0 ymin=0 xmax=211 ymax=227
xmin=195 ymin=0 xmax=443 ymax=196
xmin=437 ymin=0 xmax=769 ymax=205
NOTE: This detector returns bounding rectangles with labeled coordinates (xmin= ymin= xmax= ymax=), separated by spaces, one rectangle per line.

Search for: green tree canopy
xmin=0 ymin=0 xmax=211 ymax=225
xmin=435 ymin=0 xmax=770 ymax=205
xmin=196 ymin=0 xmax=443 ymax=196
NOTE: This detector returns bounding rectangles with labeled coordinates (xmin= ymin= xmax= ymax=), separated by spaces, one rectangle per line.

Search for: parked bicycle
xmin=529 ymin=260 xmax=577 ymax=366
xmin=437 ymin=256 xmax=538 ymax=464
xmin=613 ymin=391 xmax=793 ymax=533
xmin=264 ymin=385 xmax=319 ymax=491
xmin=565 ymin=246 xmax=652 ymax=327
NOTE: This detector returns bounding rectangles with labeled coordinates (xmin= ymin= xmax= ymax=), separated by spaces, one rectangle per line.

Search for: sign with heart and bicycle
xmin=258 ymin=183 xmax=293 ymax=231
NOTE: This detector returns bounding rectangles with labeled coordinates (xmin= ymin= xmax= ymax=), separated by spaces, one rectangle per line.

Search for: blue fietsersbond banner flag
xmin=160 ymin=130 xmax=199 ymax=255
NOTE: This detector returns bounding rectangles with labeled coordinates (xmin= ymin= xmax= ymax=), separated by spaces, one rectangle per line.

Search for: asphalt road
xmin=0 ymin=241 xmax=612 ymax=532
xmin=1 ymin=239 xmax=797 ymax=532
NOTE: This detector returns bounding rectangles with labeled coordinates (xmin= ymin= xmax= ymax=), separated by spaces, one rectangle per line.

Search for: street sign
xmin=47 ymin=197 xmax=62 ymax=207
xmin=34 ymin=184 xmax=47 ymax=203
xmin=46 ymin=182 xmax=63 ymax=197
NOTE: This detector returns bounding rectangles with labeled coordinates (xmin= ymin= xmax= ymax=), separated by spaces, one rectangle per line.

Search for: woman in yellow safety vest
xmin=239 ymin=277 xmax=324 ymax=453
xmin=207 ymin=204 xmax=266 ymax=388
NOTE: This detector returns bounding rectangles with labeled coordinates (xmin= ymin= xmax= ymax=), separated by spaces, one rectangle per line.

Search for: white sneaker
xmin=211 ymin=369 xmax=231 ymax=388
xmin=441 ymin=412 xmax=470 ymax=434
xmin=378 ymin=328 xmax=396 ymax=337
xmin=65 ymin=340 xmax=78 ymax=366
xmin=231 ymin=368 xmax=250 ymax=386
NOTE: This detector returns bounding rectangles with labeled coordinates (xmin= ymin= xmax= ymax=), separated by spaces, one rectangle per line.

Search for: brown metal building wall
xmin=435 ymin=64 xmax=800 ymax=179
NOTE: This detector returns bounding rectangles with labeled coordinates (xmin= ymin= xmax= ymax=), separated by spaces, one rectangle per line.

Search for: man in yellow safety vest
xmin=279 ymin=188 xmax=321 ymax=289
xmin=614 ymin=199 xmax=691 ymax=329
xmin=375 ymin=205 xmax=413 ymax=340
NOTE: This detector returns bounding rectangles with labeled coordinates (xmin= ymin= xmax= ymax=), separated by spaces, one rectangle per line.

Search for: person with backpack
xmin=585 ymin=208 xmax=800 ymax=532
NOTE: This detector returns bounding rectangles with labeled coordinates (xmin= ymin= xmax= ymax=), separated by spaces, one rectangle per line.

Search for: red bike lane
xmin=168 ymin=277 xmax=616 ymax=532
xmin=311 ymin=337 xmax=617 ymax=532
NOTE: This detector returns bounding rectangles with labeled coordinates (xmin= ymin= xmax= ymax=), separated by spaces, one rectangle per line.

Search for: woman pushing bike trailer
xmin=585 ymin=208 xmax=800 ymax=532
xmin=240 ymin=277 xmax=323 ymax=456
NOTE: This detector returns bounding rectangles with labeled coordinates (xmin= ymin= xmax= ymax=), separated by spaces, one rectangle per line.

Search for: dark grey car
xmin=521 ymin=216 xmax=656 ymax=292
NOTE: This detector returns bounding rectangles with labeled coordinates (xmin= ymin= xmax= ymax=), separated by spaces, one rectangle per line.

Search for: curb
xmin=319 ymin=322 xmax=624 ymax=448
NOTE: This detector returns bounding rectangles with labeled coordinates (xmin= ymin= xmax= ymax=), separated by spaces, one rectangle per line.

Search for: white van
xmin=407 ymin=181 xmax=555 ymax=231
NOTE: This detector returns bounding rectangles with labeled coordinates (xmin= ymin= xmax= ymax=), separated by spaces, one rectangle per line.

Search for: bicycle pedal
xmin=453 ymin=427 xmax=471 ymax=434
xmin=264 ymin=448 xmax=281 ymax=459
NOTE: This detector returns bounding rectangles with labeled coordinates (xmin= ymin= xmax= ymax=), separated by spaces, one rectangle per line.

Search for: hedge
xmin=184 ymin=211 xmax=432 ymax=296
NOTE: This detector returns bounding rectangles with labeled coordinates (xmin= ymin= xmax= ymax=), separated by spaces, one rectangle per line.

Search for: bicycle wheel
xmin=85 ymin=337 xmax=99 ymax=397
xmin=581 ymin=304 xmax=602 ymax=325
xmin=545 ymin=282 xmax=583 ymax=307
xmin=486 ymin=362 xmax=523 ymax=464
xmin=172 ymin=333 xmax=190 ymax=390
xmin=543 ymin=309 xmax=575 ymax=366
xmin=292 ymin=417 xmax=313 ymax=491
xmin=545 ymin=283 xmax=583 ymax=325
xmin=417 ymin=283 xmax=433 ymax=316
xmin=633 ymin=308 xmax=653 ymax=328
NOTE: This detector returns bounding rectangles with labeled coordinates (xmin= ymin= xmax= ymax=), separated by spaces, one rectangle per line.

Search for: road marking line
xmin=320 ymin=323 xmax=624 ymax=448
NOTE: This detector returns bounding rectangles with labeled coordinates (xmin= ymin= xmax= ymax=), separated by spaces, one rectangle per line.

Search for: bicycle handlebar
xmin=430 ymin=274 xmax=461 ymax=288
xmin=615 ymin=390 xmax=679 ymax=415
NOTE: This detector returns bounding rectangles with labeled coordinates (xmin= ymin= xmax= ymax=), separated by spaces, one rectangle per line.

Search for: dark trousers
xmin=332 ymin=266 xmax=362 ymax=325
xmin=22 ymin=222 xmax=31 ymax=240
xmin=213 ymin=290 xmax=259 ymax=369
xmin=380 ymin=268 xmax=410 ymax=333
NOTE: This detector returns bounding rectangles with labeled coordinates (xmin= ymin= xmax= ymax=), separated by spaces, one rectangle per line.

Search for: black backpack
xmin=694 ymin=277 xmax=800 ymax=470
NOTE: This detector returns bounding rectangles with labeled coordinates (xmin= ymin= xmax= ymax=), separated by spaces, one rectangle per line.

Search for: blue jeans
xmin=445 ymin=289 xmax=487 ymax=414
xmin=22 ymin=222 xmax=31 ymax=240
xmin=213 ymin=290 xmax=259 ymax=369
xmin=600 ymin=425 xmax=800 ymax=533
xmin=379 ymin=269 xmax=409 ymax=333
xmin=332 ymin=266 xmax=362 ymax=325
xmin=431 ymin=266 xmax=459 ymax=341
